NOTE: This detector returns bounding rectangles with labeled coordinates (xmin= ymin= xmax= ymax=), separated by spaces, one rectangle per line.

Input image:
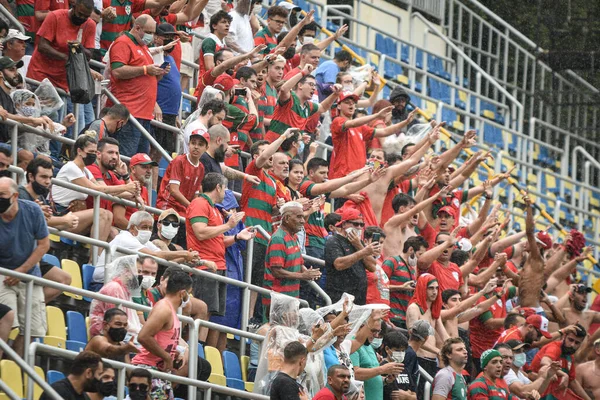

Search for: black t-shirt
xmin=200 ymin=152 xmax=222 ymax=174
xmin=0 ymin=87 xmax=16 ymax=143
xmin=381 ymin=359 xmax=415 ymax=398
xmin=403 ymin=346 xmax=419 ymax=391
xmin=269 ymin=372 xmax=304 ymax=400
xmin=40 ymin=378 xmax=88 ymax=400
xmin=324 ymin=233 xmax=368 ymax=305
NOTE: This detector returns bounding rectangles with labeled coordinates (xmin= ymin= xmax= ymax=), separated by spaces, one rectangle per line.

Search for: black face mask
xmin=0 ymin=196 xmax=13 ymax=214
xmin=391 ymin=107 xmax=404 ymax=119
xmin=97 ymin=380 xmax=116 ymax=397
xmin=32 ymin=180 xmax=49 ymax=197
xmin=83 ymin=153 xmax=97 ymax=166
xmin=0 ymin=170 xmax=10 ymax=178
xmin=70 ymin=12 xmax=88 ymax=26
xmin=83 ymin=376 xmax=101 ymax=393
xmin=283 ymin=46 xmax=296 ymax=60
xmin=107 ymin=326 xmax=127 ymax=342
xmin=129 ymin=389 xmax=149 ymax=400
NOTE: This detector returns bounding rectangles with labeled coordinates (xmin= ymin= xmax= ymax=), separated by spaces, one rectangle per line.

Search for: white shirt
xmin=504 ymin=368 xmax=531 ymax=400
xmin=228 ymin=11 xmax=254 ymax=55
xmin=51 ymin=161 xmax=94 ymax=206
xmin=92 ymin=230 xmax=160 ymax=282
xmin=183 ymin=119 xmax=207 ymax=154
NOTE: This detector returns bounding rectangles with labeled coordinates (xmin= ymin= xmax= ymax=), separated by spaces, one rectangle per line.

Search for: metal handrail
xmin=0 ymin=4 xmax=25 ymax=33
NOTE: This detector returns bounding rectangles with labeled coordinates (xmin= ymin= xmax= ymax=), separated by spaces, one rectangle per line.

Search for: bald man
xmin=110 ymin=14 xmax=170 ymax=157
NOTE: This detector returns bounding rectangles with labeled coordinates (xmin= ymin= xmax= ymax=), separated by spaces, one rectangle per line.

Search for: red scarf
xmin=409 ymin=273 xmax=442 ymax=319
xmin=344 ymin=192 xmax=378 ymax=227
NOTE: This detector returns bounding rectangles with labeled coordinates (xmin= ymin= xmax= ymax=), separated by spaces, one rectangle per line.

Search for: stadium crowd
xmin=0 ymin=0 xmax=599 ymax=399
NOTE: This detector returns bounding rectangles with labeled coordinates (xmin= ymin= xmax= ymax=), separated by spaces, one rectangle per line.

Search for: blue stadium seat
xmin=66 ymin=340 xmax=87 ymax=352
xmin=42 ymin=254 xmax=60 ymax=268
xmin=483 ymin=123 xmax=503 ymax=148
xmin=47 ymin=370 xmax=65 ymax=385
xmin=441 ymin=109 xmax=457 ymax=124
xmin=151 ymin=190 xmax=157 ymax=208
xmin=197 ymin=343 xmax=205 ymax=359
xmin=66 ymin=311 xmax=87 ymax=343
xmin=401 ymin=44 xmax=410 ymax=63
xmin=415 ymin=49 xmax=423 ymax=69
xmin=81 ymin=264 xmax=95 ymax=301
xmin=222 ymin=351 xmax=245 ymax=391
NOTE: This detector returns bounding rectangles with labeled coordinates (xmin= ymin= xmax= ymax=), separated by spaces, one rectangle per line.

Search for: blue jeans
xmin=113 ymin=119 xmax=153 ymax=157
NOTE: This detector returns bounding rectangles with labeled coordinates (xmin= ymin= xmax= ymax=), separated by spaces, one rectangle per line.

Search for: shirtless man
xmin=441 ymin=279 xmax=500 ymax=338
xmin=406 ymin=273 xmax=450 ymax=386
xmin=555 ymin=284 xmax=600 ymax=333
xmin=576 ymin=338 xmax=600 ymax=400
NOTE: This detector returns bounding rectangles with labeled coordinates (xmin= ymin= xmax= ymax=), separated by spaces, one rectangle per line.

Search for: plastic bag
xmin=347 ymin=64 xmax=374 ymax=84
xmin=66 ymin=43 xmax=95 ymax=104
xmin=34 ymin=78 xmax=64 ymax=115
xmin=382 ymin=122 xmax=432 ymax=155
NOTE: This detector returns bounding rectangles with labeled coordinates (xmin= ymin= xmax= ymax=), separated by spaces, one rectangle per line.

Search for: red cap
xmin=213 ymin=74 xmax=235 ymax=91
xmin=189 ymin=128 xmax=210 ymax=143
xmin=338 ymin=90 xmax=359 ymax=103
xmin=535 ymin=231 xmax=553 ymax=250
xmin=437 ymin=206 xmax=456 ymax=218
xmin=335 ymin=207 xmax=363 ymax=227
xmin=130 ymin=153 xmax=158 ymax=167
xmin=526 ymin=314 xmax=552 ymax=339
xmin=519 ymin=307 xmax=537 ymax=318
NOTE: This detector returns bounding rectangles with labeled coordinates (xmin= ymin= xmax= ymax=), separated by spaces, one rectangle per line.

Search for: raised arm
xmin=417 ymin=226 xmax=460 ymax=271
xmin=210 ymin=44 xmax=267 ymax=78
xmin=330 ymin=167 xmax=386 ymax=199
xmin=276 ymin=10 xmax=315 ymax=50
xmin=255 ymin=128 xmax=298 ymax=169
xmin=441 ymin=279 xmax=496 ymax=321
xmin=342 ymin=105 xmax=392 ymax=130
xmin=279 ymin=64 xmax=312 ymax=102
xmin=524 ymin=195 xmax=543 ymax=267
xmin=315 ymin=24 xmax=348 ymax=51
xmin=373 ymin=109 xmax=418 ymax=138
xmin=385 ymin=184 xmax=450 ymax=230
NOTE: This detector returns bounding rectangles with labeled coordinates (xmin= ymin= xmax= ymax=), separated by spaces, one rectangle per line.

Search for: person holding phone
xmin=380 ymin=330 xmax=417 ymax=400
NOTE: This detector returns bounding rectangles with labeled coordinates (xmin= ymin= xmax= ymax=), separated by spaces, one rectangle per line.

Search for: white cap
xmin=3 ymin=29 xmax=30 ymax=43
xmin=277 ymin=1 xmax=301 ymax=12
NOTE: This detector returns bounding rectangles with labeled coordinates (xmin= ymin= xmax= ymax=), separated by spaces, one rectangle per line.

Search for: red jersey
xmin=199 ymin=33 xmax=225 ymax=75
xmin=240 ymin=159 xmax=276 ymax=246
xmin=425 ymin=260 xmax=463 ymax=294
xmin=283 ymin=54 xmax=300 ymax=76
xmin=283 ymin=66 xmax=301 ymax=81
xmin=156 ymin=154 xmax=205 ymax=215
xmin=34 ymin=0 xmax=68 ymax=23
xmin=265 ymin=91 xmax=319 ymax=143
xmin=125 ymin=185 xmax=148 ymax=220
xmin=380 ymin=179 xmax=413 ymax=228
xmin=329 ymin=116 xmax=376 ymax=179
xmin=193 ymin=68 xmax=218 ymax=104
xmin=187 ymin=194 xmax=226 ymax=270
xmin=85 ymin=164 xmax=124 ymax=211
xmin=27 ymin=9 xmax=96 ymax=91
xmin=531 ymin=341 xmax=576 ymax=381
xmin=495 ymin=326 xmax=523 ymax=345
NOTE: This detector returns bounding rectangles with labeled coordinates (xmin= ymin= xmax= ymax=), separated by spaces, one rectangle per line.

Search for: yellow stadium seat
xmin=452 ymin=120 xmax=464 ymax=131
xmin=24 ymin=366 xmax=45 ymax=400
xmin=241 ymin=355 xmax=249 ymax=382
xmin=86 ymin=317 xmax=91 ymax=342
xmin=8 ymin=328 xmax=18 ymax=341
xmin=43 ymin=336 xmax=66 ymax=349
xmin=46 ymin=306 xmax=66 ymax=340
xmin=458 ymin=91 xmax=467 ymax=102
xmin=396 ymin=75 xmax=409 ymax=85
xmin=0 ymin=360 xmax=23 ymax=398
xmin=245 ymin=382 xmax=254 ymax=392
xmin=205 ymin=346 xmax=227 ymax=386
xmin=324 ymin=202 xmax=331 ymax=214
xmin=227 ymin=333 xmax=234 ymax=340
xmin=482 ymin=110 xmax=495 ymax=120
xmin=49 ymin=233 xmax=61 ymax=243
xmin=370 ymin=54 xmax=379 ymax=65
xmin=61 ymin=259 xmax=83 ymax=300
xmin=425 ymin=101 xmax=437 ymax=115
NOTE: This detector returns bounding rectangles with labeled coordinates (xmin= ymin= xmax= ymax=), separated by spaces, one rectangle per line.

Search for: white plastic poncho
xmin=381 ymin=121 xmax=431 ymax=156
xmin=253 ymin=292 xmax=302 ymax=395
xmin=89 ymin=255 xmax=143 ymax=338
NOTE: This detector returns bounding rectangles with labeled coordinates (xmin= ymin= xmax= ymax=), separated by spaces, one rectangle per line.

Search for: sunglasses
xmin=161 ymin=220 xmax=180 ymax=228
xmin=347 ymin=221 xmax=365 ymax=228
xmin=129 ymin=383 xmax=149 ymax=392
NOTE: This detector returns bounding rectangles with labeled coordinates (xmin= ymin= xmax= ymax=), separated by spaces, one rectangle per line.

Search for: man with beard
xmin=531 ymin=324 xmax=591 ymax=400
xmin=85 ymin=308 xmax=138 ymax=364
xmin=389 ymin=86 xmax=416 ymax=128
xmin=86 ymin=137 xmax=144 ymax=230
xmin=263 ymin=201 xmax=321 ymax=307
xmin=468 ymin=349 xmax=519 ymax=400
xmin=40 ymin=351 xmax=104 ymax=400
xmin=496 ymin=315 xmax=553 ymax=346
xmin=558 ymin=284 xmax=600 ymax=332
xmin=499 ymin=341 xmax=554 ymax=400
xmin=85 ymin=104 xmax=130 ymax=140
xmin=313 ymin=365 xmax=352 ymax=400
xmin=432 ymin=338 xmax=469 ymax=400
xmin=125 ymin=153 xmax=157 ymax=220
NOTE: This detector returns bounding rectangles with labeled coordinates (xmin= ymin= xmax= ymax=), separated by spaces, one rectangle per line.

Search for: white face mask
xmin=392 ymin=351 xmax=405 ymax=363
xmin=371 ymin=338 xmax=383 ymax=349
xmin=136 ymin=230 xmax=151 ymax=244
xmin=140 ymin=275 xmax=155 ymax=289
xmin=302 ymin=36 xmax=314 ymax=45
xmin=181 ymin=294 xmax=190 ymax=308
xmin=513 ymin=353 xmax=526 ymax=368
xmin=408 ymin=254 xmax=418 ymax=267
xmin=252 ymin=4 xmax=262 ymax=14
xmin=161 ymin=224 xmax=178 ymax=240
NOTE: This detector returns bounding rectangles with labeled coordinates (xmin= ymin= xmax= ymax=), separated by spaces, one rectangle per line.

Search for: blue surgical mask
xmin=371 ymin=338 xmax=383 ymax=349
xmin=142 ymin=33 xmax=154 ymax=46
xmin=297 ymin=140 xmax=305 ymax=155
xmin=20 ymin=106 xmax=37 ymax=117
xmin=513 ymin=353 xmax=526 ymax=368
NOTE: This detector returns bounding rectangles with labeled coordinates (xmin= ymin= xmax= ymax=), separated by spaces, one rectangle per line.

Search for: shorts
xmin=0 ymin=303 xmax=12 ymax=320
xmin=132 ymin=364 xmax=174 ymax=400
xmin=180 ymin=42 xmax=194 ymax=78
xmin=153 ymin=114 xmax=178 ymax=155
xmin=192 ymin=270 xmax=227 ymax=316
xmin=250 ymin=242 xmax=267 ymax=287
xmin=39 ymin=260 xmax=54 ymax=276
xmin=0 ymin=279 xmax=47 ymax=336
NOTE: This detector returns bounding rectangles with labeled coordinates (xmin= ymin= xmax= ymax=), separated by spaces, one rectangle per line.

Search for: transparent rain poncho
xmin=181 ymin=86 xmax=224 ymax=131
xmin=381 ymin=121 xmax=431 ymax=156
xmin=253 ymin=292 xmax=303 ymax=395
xmin=34 ymin=78 xmax=64 ymax=115
xmin=89 ymin=255 xmax=142 ymax=338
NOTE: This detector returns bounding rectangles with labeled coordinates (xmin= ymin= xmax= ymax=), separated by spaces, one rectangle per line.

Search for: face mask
xmin=136 ymin=230 xmax=151 ymax=244
xmin=302 ymin=36 xmax=314 ymax=45
xmin=141 ymin=275 xmax=155 ymax=289
xmin=252 ymin=4 xmax=262 ymax=14
xmin=83 ymin=376 xmax=101 ymax=393
xmin=142 ymin=32 xmax=154 ymax=46
xmin=129 ymin=389 xmax=149 ymax=400
xmin=342 ymin=84 xmax=354 ymax=92
xmin=513 ymin=353 xmax=526 ymax=368
xmin=70 ymin=13 xmax=88 ymax=26
xmin=0 ymin=196 xmax=13 ymax=214
xmin=392 ymin=351 xmax=405 ymax=363
xmin=20 ymin=106 xmax=37 ymax=117
xmin=371 ymin=338 xmax=383 ymax=349
xmin=83 ymin=153 xmax=97 ymax=166
xmin=161 ymin=224 xmax=178 ymax=240
xmin=32 ymin=180 xmax=49 ymax=197
xmin=97 ymin=380 xmax=116 ymax=397
xmin=283 ymin=46 xmax=296 ymax=60
xmin=297 ymin=140 xmax=305 ymax=155
xmin=408 ymin=254 xmax=417 ymax=267
xmin=181 ymin=294 xmax=190 ymax=308
xmin=107 ymin=326 xmax=127 ymax=342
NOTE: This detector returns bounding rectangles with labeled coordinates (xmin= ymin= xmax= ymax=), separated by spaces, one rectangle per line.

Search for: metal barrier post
xmin=73 ymin=102 xmax=80 ymax=140
xmin=23 ymin=280 xmax=33 ymax=365
xmin=240 ymin=236 xmax=254 ymax=358
xmin=117 ymin=367 xmax=127 ymax=400
xmin=10 ymin=124 xmax=17 ymax=168
xmin=0 ymin=379 xmax=20 ymax=400
xmin=187 ymin=319 xmax=199 ymax=400
xmin=93 ymin=195 xmax=100 ymax=267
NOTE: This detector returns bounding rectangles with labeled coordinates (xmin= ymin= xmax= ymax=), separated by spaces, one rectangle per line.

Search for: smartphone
xmin=372 ymin=232 xmax=381 ymax=243
xmin=160 ymin=61 xmax=169 ymax=69
xmin=234 ymin=88 xmax=246 ymax=96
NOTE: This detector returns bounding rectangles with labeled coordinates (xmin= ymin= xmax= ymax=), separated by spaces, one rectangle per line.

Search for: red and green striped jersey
xmin=468 ymin=374 xmax=515 ymax=400
xmin=100 ymin=0 xmax=146 ymax=51
xmin=199 ymin=33 xmax=225 ymax=75
xmin=265 ymin=91 xmax=319 ymax=143
xmin=223 ymin=100 xmax=257 ymax=167
xmin=263 ymin=227 xmax=303 ymax=305
xmin=254 ymin=81 xmax=277 ymax=141
xmin=298 ymin=178 xmax=328 ymax=249
xmin=16 ymin=0 xmax=36 ymax=38
xmin=241 ymin=159 xmax=276 ymax=246
xmin=146 ymin=286 xmax=163 ymax=306
xmin=381 ymin=255 xmax=415 ymax=321
xmin=432 ymin=366 xmax=468 ymax=400
xmin=253 ymin=26 xmax=277 ymax=55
